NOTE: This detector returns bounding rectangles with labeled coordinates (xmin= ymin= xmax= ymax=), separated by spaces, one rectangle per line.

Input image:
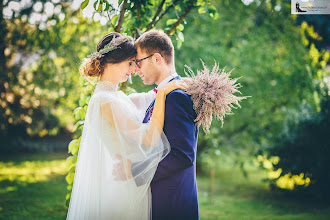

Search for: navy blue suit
xmin=136 ymin=76 xmax=199 ymax=220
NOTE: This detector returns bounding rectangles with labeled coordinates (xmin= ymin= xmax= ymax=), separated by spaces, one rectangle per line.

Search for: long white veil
xmin=67 ymin=81 xmax=170 ymax=220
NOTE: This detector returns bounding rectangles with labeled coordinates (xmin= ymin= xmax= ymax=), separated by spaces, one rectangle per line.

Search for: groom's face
xmin=135 ymin=46 xmax=159 ymax=85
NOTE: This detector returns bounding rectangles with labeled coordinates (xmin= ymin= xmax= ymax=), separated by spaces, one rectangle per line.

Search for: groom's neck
xmin=155 ymin=66 xmax=176 ymax=85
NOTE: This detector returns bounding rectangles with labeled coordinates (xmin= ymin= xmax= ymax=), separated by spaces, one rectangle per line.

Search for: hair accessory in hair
xmin=89 ymin=33 xmax=132 ymax=58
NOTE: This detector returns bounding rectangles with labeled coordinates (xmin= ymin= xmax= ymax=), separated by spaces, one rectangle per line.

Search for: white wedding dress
xmin=67 ymin=81 xmax=170 ymax=220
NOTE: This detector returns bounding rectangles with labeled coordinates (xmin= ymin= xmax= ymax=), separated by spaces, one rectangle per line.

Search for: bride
xmin=66 ymin=32 xmax=187 ymax=220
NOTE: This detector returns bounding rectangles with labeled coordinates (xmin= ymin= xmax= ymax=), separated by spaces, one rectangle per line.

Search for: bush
xmin=265 ymin=91 xmax=330 ymax=201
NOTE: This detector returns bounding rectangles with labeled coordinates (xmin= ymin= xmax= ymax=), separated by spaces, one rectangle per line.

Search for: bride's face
xmin=103 ymin=60 xmax=135 ymax=83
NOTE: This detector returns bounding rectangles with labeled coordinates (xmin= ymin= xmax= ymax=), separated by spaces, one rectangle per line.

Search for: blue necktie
xmin=142 ymin=76 xmax=181 ymax=123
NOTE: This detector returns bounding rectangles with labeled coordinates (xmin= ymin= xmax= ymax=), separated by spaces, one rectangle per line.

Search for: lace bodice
xmin=94 ymin=80 xmax=119 ymax=93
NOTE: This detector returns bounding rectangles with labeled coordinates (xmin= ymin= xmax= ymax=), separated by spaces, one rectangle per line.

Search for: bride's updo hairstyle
xmin=79 ymin=32 xmax=136 ymax=78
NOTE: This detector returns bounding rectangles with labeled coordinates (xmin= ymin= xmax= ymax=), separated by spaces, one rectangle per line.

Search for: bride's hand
xmin=158 ymin=80 xmax=188 ymax=96
xmin=113 ymin=154 xmax=133 ymax=181
xmin=181 ymin=77 xmax=193 ymax=85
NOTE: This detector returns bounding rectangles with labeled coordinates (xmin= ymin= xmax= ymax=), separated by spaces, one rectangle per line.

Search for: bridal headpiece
xmin=89 ymin=33 xmax=132 ymax=58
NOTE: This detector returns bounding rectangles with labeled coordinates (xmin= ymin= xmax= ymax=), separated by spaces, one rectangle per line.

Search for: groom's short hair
xmin=135 ymin=30 xmax=174 ymax=65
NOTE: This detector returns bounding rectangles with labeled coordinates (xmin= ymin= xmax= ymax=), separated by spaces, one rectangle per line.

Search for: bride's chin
xmin=121 ymin=78 xmax=128 ymax=83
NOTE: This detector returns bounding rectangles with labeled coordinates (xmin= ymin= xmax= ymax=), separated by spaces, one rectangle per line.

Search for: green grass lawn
xmin=0 ymin=153 xmax=329 ymax=220
xmin=197 ymin=165 xmax=330 ymax=220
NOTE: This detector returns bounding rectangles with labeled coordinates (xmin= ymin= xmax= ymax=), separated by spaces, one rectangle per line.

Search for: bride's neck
xmin=100 ymin=70 xmax=118 ymax=85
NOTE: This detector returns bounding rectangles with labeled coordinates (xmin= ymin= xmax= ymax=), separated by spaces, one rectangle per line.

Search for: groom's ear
xmin=154 ymin=53 xmax=163 ymax=64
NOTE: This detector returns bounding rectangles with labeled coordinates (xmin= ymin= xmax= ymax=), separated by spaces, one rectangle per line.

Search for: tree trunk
xmin=0 ymin=0 xmax=7 ymax=74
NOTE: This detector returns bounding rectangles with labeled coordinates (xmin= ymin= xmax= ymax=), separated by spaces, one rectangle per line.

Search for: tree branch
xmin=134 ymin=1 xmax=141 ymax=38
xmin=115 ymin=0 xmax=128 ymax=32
xmin=147 ymin=0 xmax=166 ymax=30
xmin=137 ymin=2 xmax=141 ymax=21
xmin=166 ymin=1 xmax=194 ymax=35
xmin=151 ymin=0 xmax=180 ymax=30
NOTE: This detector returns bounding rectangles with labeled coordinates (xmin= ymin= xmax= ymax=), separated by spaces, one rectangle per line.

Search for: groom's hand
xmin=112 ymin=154 xmax=133 ymax=181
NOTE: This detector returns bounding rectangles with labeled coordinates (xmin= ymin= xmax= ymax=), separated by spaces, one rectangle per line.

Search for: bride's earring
xmin=128 ymin=73 xmax=132 ymax=84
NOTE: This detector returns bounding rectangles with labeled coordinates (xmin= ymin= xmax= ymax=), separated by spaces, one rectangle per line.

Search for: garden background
xmin=1 ymin=0 xmax=330 ymax=219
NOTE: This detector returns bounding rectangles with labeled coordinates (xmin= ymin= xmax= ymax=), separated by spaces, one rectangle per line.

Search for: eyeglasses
xmin=134 ymin=54 xmax=154 ymax=68
xmin=134 ymin=53 xmax=163 ymax=68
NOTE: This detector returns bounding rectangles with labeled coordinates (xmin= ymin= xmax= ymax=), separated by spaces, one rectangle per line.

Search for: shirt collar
xmin=157 ymin=73 xmax=179 ymax=90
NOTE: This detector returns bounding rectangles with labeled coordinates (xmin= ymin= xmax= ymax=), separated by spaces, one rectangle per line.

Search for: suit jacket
xmin=132 ymin=76 xmax=199 ymax=220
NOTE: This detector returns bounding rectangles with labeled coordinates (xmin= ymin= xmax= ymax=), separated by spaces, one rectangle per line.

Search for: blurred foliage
xmin=0 ymin=0 xmax=107 ymax=152
xmin=263 ymin=87 xmax=330 ymax=201
xmin=297 ymin=14 xmax=330 ymax=51
xmin=173 ymin=0 xmax=329 ymax=174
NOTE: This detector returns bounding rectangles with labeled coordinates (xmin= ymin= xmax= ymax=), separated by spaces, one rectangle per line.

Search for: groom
xmin=116 ymin=30 xmax=199 ymax=220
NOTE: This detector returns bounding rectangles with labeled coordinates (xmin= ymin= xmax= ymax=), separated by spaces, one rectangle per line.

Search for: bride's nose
xmin=130 ymin=63 xmax=137 ymax=74
xmin=134 ymin=65 xmax=141 ymax=75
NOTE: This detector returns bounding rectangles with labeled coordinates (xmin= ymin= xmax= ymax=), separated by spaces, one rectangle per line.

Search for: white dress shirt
xmin=156 ymin=73 xmax=179 ymax=90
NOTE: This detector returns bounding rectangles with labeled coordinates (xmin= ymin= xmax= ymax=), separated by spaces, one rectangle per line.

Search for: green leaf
xmin=206 ymin=4 xmax=217 ymax=18
xmin=81 ymin=0 xmax=89 ymax=9
xmin=67 ymin=154 xmax=78 ymax=164
xmin=67 ymin=185 xmax=72 ymax=191
xmin=146 ymin=8 xmax=152 ymax=17
xmin=74 ymin=107 xmax=86 ymax=120
xmin=73 ymin=106 xmax=83 ymax=113
xmin=104 ymin=1 xmax=110 ymax=11
xmin=93 ymin=0 xmax=98 ymax=10
xmin=65 ymin=194 xmax=71 ymax=207
xmin=135 ymin=20 xmax=142 ymax=27
xmin=176 ymin=23 xmax=184 ymax=32
xmin=137 ymin=28 xmax=143 ymax=37
xmin=111 ymin=14 xmax=119 ymax=26
xmin=65 ymin=193 xmax=71 ymax=201
xmin=85 ymin=95 xmax=91 ymax=104
xmin=178 ymin=32 xmax=184 ymax=42
xmin=177 ymin=38 xmax=182 ymax=49
xmin=68 ymin=139 xmax=77 ymax=153
xmin=69 ymin=165 xmax=76 ymax=173
xmin=79 ymin=98 xmax=85 ymax=107
xmin=166 ymin=19 xmax=178 ymax=26
xmin=196 ymin=0 xmax=205 ymax=7
xmin=66 ymin=173 xmax=75 ymax=185
xmin=207 ymin=4 xmax=217 ymax=14
xmin=73 ymin=120 xmax=84 ymax=132
xmin=97 ymin=2 xmax=103 ymax=12
xmin=79 ymin=76 xmax=85 ymax=87
xmin=174 ymin=4 xmax=181 ymax=12
xmin=68 ymin=139 xmax=79 ymax=155
xmin=198 ymin=6 xmax=206 ymax=14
